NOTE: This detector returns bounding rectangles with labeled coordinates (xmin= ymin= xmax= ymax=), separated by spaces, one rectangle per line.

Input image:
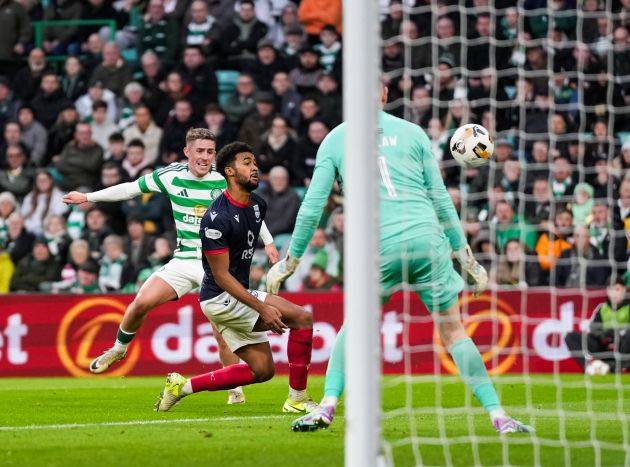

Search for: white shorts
xmin=152 ymin=258 xmax=204 ymax=297
xmin=200 ymin=290 xmax=269 ymax=352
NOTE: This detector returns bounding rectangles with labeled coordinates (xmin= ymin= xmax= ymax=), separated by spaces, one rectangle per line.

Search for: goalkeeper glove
xmin=455 ymin=245 xmax=488 ymax=297
xmin=266 ymin=254 xmax=300 ymax=294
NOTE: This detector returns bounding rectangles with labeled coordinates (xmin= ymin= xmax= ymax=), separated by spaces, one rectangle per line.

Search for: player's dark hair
xmin=216 ymin=141 xmax=254 ymax=178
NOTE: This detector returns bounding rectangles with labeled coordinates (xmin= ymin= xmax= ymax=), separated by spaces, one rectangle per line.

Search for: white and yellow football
xmin=449 ymin=124 xmax=494 ymax=168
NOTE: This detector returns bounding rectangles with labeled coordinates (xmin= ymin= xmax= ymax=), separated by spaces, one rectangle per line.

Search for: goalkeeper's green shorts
xmin=380 ymin=233 xmax=464 ymax=313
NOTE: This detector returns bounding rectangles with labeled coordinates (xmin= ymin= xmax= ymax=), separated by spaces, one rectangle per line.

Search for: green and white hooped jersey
xmin=138 ymin=162 xmax=227 ymax=260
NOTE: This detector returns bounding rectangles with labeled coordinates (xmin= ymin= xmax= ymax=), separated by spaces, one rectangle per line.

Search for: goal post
xmin=342 ymin=0 xmax=382 ymax=466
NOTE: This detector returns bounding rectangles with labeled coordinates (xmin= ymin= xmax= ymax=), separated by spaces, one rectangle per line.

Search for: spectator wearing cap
xmin=160 ymin=99 xmax=197 ymax=164
xmin=289 ymin=46 xmax=324 ymax=95
xmin=13 ymin=48 xmax=50 ymax=103
xmin=177 ymin=46 xmax=218 ymax=117
xmin=46 ymin=104 xmax=79 ymax=165
xmin=0 ymin=144 xmax=34 ymax=200
xmin=60 ymin=56 xmax=88 ymax=102
xmin=221 ymin=0 xmax=268 ymax=69
xmin=21 ymin=170 xmax=67 ymax=236
xmin=314 ymin=25 xmax=342 ymax=73
xmin=0 ymin=78 xmax=21 ymax=130
xmin=257 ymin=115 xmax=297 ymax=177
xmin=70 ymin=259 xmax=102 ymax=294
xmin=181 ymin=0 xmax=221 ymax=59
xmin=18 ymin=106 xmax=47 ymax=167
xmin=41 ymin=0 xmax=82 ymax=55
xmin=75 ymin=81 xmax=118 ymax=124
xmin=238 ymin=91 xmax=275 ymax=149
xmin=293 ymin=119 xmax=329 ymax=186
xmin=90 ymin=101 xmax=117 ymax=150
xmin=202 ymin=104 xmax=237 ymax=152
xmin=258 ymin=165 xmax=301 ymax=236
xmin=223 ymin=73 xmax=257 ymax=126
xmin=243 ymin=39 xmax=287 ymax=91
xmin=123 ymin=105 xmax=163 ymax=165
xmin=271 ymin=71 xmax=301 ymax=129
xmin=124 ymin=216 xmax=155 ymax=273
xmin=10 ymin=237 xmax=60 ymax=292
xmin=89 ymin=42 xmax=133 ymax=97
xmin=56 ymin=123 xmax=104 ymax=191
xmin=29 ymin=72 xmax=72 ymax=129
xmin=0 ymin=0 xmax=30 ymax=69
xmin=297 ymin=0 xmax=342 ymax=40
xmin=137 ymin=0 xmax=179 ymax=66
xmin=314 ymin=73 xmax=342 ymax=128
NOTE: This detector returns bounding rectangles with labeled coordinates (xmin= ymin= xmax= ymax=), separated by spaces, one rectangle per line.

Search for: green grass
xmin=0 ymin=375 xmax=629 ymax=466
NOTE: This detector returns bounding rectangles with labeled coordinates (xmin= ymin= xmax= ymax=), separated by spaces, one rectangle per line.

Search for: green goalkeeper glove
xmin=266 ymin=254 xmax=301 ymax=294
xmin=455 ymin=245 xmax=488 ymax=297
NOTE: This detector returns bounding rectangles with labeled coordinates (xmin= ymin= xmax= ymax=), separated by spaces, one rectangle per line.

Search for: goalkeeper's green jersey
xmin=289 ymin=110 xmax=467 ymax=259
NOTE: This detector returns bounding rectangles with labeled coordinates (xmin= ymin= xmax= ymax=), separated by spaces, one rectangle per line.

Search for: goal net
xmin=369 ymin=1 xmax=630 ymax=465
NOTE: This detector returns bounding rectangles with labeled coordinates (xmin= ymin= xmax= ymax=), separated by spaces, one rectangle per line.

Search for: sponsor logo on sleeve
xmin=205 ymin=228 xmax=222 ymax=239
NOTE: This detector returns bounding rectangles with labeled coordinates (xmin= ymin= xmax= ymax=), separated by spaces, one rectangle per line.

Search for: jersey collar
xmin=224 ymin=189 xmax=251 ymax=208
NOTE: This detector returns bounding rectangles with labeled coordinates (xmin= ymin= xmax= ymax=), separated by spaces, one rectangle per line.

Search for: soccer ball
xmin=449 ymin=124 xmax=494 ymax=168
xmin=586 ymin=359 xmax=610 ymax=376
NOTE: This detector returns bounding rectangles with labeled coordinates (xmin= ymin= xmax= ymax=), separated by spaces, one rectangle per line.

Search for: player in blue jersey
xmin=156 ymin=142 xmax=317 ymax=412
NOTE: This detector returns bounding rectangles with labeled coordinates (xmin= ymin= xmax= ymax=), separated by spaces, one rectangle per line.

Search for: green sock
xmin=116 ymin=327 xmax=135 ymax=348
xmin=323 ymin=326 xmax=346 ymax=398
xmin=449 ymin=337 xmax=501 ymax=414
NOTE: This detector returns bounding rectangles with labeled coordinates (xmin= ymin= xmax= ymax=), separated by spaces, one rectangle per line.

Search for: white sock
xmin=321 ymin=396 xmax=338 ymax=408
xmin=182 ymin=380 xmax=192 ymax=395
xmin=289 ymin=387 xmax=307 ymax=401
xmin=113 ymin=340 xmax=128 ymax=352
xmin=489 ymin=408 xmax=506 ymax=421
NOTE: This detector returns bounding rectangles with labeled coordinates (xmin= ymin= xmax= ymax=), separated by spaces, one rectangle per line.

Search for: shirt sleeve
xmin=417 ymin=128 xmax=467 ymax=251
xmin=288 ymin=131 xmax=339 ymax=259
xmin=137 ymin=168 xmax=167 ymax=194
xmin=200 ymin=213 xmax=231 ymax=255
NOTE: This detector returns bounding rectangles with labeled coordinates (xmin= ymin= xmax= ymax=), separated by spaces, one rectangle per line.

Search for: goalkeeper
xmin=267 ymin=85 xmax=533 ymax=434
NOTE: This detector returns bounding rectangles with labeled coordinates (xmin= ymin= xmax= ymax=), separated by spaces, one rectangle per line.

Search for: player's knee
xmin=253 ymin=364 xmax=275 ymax=382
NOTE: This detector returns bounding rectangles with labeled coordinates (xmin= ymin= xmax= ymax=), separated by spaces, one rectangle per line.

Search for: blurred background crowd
xmin=0 ymin=0 xmax=628 ymax=294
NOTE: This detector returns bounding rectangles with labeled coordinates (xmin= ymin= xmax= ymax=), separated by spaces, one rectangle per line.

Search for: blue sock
xmin=449 ymin=337 xmax=501 ymax=414
xmin=323 ymin=326 xmax=346 ymax=398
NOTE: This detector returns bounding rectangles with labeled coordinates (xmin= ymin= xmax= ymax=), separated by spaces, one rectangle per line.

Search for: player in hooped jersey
xmin=155 ymin=142 xmax=316 ymax=412
xmin=63 ymin=129 xmax=312 ymax=411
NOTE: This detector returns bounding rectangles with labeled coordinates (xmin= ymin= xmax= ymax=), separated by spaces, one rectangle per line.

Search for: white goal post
xmin=343 ymin=0 xmax=382 ymax=466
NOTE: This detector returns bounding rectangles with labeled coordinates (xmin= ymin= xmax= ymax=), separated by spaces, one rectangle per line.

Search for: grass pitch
xmin=0 ymin=375 xmax=628 ymax=466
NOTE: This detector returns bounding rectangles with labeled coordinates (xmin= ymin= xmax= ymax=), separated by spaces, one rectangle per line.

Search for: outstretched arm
xmin=63 ymin=182 xmax=143 ymax=205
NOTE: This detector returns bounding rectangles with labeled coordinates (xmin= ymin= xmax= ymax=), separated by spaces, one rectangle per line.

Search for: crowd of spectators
xmin=0 ymin=0 xmax=628 ymax=294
